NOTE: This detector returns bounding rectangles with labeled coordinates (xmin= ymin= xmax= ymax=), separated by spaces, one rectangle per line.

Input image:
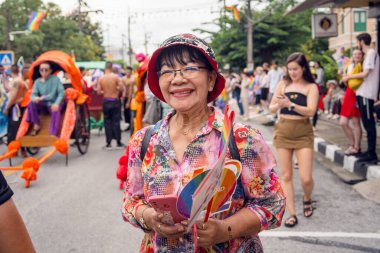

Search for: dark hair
xmin=105 ymin=61 xmax=113 ymax=70
xmin=315 ymin=61 xmax=323 ymax=69
xmin=79 ymin=66 xmax=85 ymax=72
xmin=356 ymin=33 xmax=372 ymax=46
xmin=126 ymin=66 xmax=133 ymax=71
xmin=156 ymin=45 xmax=212 ymax=71
xmin=271 ymin=60 xmax=278 ymax=65
xmin=40 ymin=62 xmax=51 ymax=68
xmin=284 ymin=52 xmax=315 ymax=84
xmin=10 ymin=64 xmax=19 ymax=74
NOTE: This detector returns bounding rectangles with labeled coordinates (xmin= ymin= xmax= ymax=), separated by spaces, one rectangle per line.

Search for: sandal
xmin=344 ymin=146 xmax=361 ymax=156
xmin=303 ymin=198 xmax=316 ymax=218
xmin=284 ymin=215 xmax=298 ymax=228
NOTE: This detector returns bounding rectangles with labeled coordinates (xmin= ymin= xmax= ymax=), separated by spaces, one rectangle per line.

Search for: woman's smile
xmin=170 ymin=88 xmax=194 ymax=98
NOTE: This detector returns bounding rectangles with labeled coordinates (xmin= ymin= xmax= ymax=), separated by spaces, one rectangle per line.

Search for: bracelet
xmin=140 ymin=206 xmax=150 ymax=230
xmin=227 ymin=225 xmax=233 ymax=241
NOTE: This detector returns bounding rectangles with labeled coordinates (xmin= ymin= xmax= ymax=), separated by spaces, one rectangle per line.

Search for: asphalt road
xmin=2 ymin=118 xmax=380 ymax=253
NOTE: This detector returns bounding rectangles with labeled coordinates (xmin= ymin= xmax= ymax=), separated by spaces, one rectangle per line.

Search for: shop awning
xmin=285 ymin=0 xmax=380 ymax=16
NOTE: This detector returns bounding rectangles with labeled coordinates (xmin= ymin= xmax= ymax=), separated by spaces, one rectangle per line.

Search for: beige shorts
xmin=273 ymin=117 xmax=314 ymax=150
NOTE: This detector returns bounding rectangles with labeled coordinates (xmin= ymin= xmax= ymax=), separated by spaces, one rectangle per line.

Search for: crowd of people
xmin=0 ymin=30 xmax=378 ymax=253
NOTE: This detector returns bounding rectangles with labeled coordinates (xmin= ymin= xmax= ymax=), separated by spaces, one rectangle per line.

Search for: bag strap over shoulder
xmin=140 ymin=126 xmax=154 ymax=160
xmin=228 ymin=128 xmax=241 ymax=161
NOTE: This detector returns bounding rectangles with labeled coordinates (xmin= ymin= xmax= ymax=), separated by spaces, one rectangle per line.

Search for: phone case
xmin=148 ymin=194 xmax=186 ymax=224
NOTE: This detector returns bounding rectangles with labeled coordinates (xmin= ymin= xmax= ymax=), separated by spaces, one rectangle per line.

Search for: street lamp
xmin=8 ymin=30 xmax=31 ymax=41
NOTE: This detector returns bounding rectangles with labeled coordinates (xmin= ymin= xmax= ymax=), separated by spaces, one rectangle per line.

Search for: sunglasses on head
xmin=39 ymin=68 xmax=50 ymax=72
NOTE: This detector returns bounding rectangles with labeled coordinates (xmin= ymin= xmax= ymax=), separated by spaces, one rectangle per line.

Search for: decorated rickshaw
xmin=0 ymin=50 xmax=90 ymax=187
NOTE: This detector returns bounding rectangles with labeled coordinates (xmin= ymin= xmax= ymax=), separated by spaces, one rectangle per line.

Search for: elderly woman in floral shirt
xmin=121 ymin=34 xmax=285 ymax=252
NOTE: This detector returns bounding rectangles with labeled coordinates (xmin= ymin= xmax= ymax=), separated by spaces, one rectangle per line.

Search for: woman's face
xmin=158 ymin=54 xmax=216 ymax=113
xmin=287 ymin=61 xmax=303 ymax=82
xmin=352 ymin=50 xmax=363 ymax=63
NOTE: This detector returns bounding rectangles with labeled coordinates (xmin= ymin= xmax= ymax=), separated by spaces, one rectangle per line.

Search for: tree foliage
xmin=196 ymin=0 xmax=338 ymax=75
xmin=0 ymin=0 xmax=104 ymax=63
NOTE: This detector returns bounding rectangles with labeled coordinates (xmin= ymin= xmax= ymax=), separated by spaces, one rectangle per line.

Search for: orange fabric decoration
xmin=20 ymin=89 xmax=32 ymax=108
xmin=21 ymin=157 xmax=40 ymax=188
xmin=132 ymin=57 xmax=150 ymax=135
xmin=6 ymin=141 xmax=21 ymax=158
xmin=60 ymin=99 xmax=76 ymax=141
xmin=54 ymin=139 xmax=68 ymax=155
xmin=65 ymin=88 xmax=79 ymax=100
xmin=16 ymin=109 xmax=30 ymax=140
xmin=7 ymin=141 xmax=21 ymax=152
xmin=135 ymin=91 xmax=145 ymax=103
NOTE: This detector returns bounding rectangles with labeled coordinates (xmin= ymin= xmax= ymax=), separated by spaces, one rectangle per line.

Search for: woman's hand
xmin=194 ymin=219 xmax=227 ymax=248
xmin=145 ymin=209 xmax=186 ymax=238
xmin=276 ymin=95 xmax=292 ymax=109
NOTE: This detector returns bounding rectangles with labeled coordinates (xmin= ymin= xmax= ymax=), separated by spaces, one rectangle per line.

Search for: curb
xmin=314 ymin=137 xmax=380 ymax=181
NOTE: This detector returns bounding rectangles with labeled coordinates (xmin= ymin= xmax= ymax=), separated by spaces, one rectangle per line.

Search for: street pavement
xmin=1 ymin=112 xmax=380 ymax=253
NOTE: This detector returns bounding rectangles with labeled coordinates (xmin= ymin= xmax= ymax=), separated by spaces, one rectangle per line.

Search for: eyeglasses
xmin=157 ymin=66 xmax=209 ymax=81
xmin=39 ymin=68 xmax=50 ymax=72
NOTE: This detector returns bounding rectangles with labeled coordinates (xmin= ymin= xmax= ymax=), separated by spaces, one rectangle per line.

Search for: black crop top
xmin=280 ymin=92 xmax=307 ymax=116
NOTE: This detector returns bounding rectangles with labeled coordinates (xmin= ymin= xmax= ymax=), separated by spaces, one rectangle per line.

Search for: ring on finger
xmin=158 ymin=223 xmax=162 ymax=233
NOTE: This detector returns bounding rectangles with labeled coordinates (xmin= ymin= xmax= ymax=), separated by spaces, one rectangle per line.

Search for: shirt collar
xmin=157 ymin=106 xmax=225 ymax=138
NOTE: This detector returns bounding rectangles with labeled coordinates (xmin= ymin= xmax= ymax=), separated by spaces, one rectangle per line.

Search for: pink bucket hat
xmin=147 ymin=33 xmax=225 ymax=103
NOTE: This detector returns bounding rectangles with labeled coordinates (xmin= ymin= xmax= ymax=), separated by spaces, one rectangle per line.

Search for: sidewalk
xmin=250 ymin=109 xmax=380 ymax=204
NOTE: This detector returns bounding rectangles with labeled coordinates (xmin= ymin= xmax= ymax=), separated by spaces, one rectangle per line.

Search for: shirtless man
xmin=121 ymin=66 xmax=134 ymax=130
xmin=4 ymin=65 xmax=27 ymax=145
xmin=97 ymin=62 xmax=125 ymax=150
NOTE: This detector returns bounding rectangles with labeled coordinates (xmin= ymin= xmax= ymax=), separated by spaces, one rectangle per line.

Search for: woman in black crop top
xmin=269 ymin=53 xmax=319 ymax=228
xmin=0 ymin=172 xmax=36 ymax=252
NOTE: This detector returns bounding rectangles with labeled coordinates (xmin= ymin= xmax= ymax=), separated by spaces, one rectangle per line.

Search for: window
xmin=354 ymin=10 xmax=367 ymax=32
xmin=341 ymin=13 xmax=345 ymax=33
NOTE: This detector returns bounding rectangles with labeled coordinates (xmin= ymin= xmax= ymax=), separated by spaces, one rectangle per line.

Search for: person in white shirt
xmin=268 ymin=60 xmax=284 ymax=103
xmin=342 ymin=33 xmax=379 ymax=163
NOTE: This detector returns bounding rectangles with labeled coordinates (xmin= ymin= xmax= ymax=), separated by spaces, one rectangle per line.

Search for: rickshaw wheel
xmin=26 ymin=147 xmax=41 ymax=156
xmin=75 ymin=103 xmax=90 ymax=154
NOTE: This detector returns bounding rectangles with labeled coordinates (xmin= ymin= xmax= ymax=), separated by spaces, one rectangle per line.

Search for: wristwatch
xmin=289 ymin=103 xmax=296 ymax=111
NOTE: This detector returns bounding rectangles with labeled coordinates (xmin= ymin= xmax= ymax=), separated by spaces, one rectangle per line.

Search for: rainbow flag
xmin=220 ymin=105 xmax=234 ymax=153
xmin=248 ymin=76 xmax=255 ymax=90
xmin=27 ymin=11 xmax=46 ymax=31
xmin=225 ymin=5 xmax=240 ymax=22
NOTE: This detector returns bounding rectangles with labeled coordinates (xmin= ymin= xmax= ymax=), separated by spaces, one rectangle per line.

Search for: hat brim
xmin=147 ymin=42 xmax=225 ymax=103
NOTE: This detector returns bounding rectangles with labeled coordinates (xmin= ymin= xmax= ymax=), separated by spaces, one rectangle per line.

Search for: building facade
xmin=329 ymin=8 xmax=378 ymax=51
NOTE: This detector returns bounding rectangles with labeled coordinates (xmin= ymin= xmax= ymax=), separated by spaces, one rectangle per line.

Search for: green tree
xmin=0 ymin=0 xmax=105 ymax=62
xmin=196 ymin=0 xmax=334 ymax=72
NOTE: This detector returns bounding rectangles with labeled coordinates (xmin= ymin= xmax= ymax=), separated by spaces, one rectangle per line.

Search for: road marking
xmin=260 ymin=231 xmax=380 ymax=239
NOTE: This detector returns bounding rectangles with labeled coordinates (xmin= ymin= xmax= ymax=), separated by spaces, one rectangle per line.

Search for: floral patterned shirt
xmin=122 ymin=107 xmax=285 ymax=253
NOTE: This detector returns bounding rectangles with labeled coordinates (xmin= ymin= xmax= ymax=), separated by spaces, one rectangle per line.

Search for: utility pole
xmin=246 ymin=0 xmax=253 ymax=70
xmin=77 ymin=0 xmax=103 ymax=33
xmin=122 ymin=33 xmax=127 ymax=64
xmin=78 ymin=0 xmax=82 ymax=32
xmin=5 ymin=11 xmax=12 ymax=50
xmin=106 ymin=24 xmax=111 ymax=60
xmin=127 ymin=9 xmax=132 ymax=66
xmin=144 ymin=32 xmax=151 ymax=55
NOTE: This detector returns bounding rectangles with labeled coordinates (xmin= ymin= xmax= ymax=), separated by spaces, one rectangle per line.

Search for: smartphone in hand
xmin=148 ymin=194 xmax=186 ymax=225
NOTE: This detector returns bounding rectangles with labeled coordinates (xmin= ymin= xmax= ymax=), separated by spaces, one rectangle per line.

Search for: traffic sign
xmin=0 ymin=51 xmax=14 ymax=67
